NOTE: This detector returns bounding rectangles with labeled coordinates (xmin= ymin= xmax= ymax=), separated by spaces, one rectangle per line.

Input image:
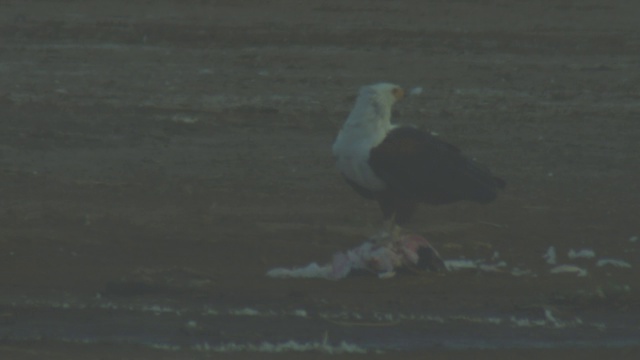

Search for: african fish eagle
xmin=332 ymin=82 xmax=506 ymax=227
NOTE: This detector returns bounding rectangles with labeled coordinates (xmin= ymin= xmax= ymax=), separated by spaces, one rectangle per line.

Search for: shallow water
xmin=2 ymin=296 xmax=639 ymax=354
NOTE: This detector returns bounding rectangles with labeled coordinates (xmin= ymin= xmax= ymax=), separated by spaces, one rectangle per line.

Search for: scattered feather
xmin=478 ymin=261 xmax=508 ymax=272
xmin=511 ymin=268 xmax=535 ymax=277
xmin=266 ymin=263 xmax=332 ymax=279
xmin=444 ymin=259 xmax=477 ymax=271
xmin=568 ymin=248 xmax=595 ymax=259
xmin=409 ymin=86 xmax=423 ymax=96
xmin=543 ymin=246 xmax=557 ymax=265
xmin=596 ymin=259 xmax=631 ymax=268
xmin=550 ymin=264 xmax=587 ymax=277
xmin=544 ymin=308 xmax=561 ymax=328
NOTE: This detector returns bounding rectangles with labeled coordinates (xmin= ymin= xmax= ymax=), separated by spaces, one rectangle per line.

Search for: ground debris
xmin=267 ymin=231 xmax=445 ymax=280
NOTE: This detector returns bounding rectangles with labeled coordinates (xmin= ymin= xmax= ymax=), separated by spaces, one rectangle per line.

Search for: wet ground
xmin=1 ymin=0 xmax=639 ymax=358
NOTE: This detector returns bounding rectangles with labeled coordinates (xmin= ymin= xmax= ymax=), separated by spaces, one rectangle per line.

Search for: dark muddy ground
xmin=1 ymin=0 xmax=639 ymax=358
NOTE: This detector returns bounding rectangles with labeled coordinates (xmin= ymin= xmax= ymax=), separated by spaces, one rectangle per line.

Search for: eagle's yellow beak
xmin=392 ymin=87 xmax=405 ymax=101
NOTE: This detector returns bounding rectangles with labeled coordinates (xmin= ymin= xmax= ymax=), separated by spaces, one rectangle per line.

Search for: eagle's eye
xmin=392 ymin=87 xmax=405 ymax=100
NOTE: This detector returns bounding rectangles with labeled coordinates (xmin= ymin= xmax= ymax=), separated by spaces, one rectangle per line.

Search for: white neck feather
xmin=333 ymin=92 xmax=393 ymax=154
xmin=331 ymin=85 xmax=397 ymax=191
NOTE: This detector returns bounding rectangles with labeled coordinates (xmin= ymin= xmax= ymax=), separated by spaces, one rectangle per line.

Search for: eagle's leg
xmin=381 ymin=214 xmax=402 ymax=244
xmin=389 ymin=200 xmax=417 ymax=243
xmin=385 ymin=214 xmax=402 ymax=243
xmin=377 ymin=196 xmax=417 ymax=244
xmin=376 ymin=195 xmax=400 ymax=244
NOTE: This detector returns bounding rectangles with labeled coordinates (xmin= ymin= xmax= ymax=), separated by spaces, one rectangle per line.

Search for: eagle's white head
xmin=333 ymin=82 xmax=404 ymax=152
xmin=332 ymin=82 xmax=404 ymax=191
xmin=345 ymin=82 xmax=404 ymax=129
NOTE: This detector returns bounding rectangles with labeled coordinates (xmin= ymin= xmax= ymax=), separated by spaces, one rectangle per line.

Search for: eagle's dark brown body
xmin=333 ymin=83 xmax=505 ymax=226
xmin=345 ymin=126 xmax=506 ymax=224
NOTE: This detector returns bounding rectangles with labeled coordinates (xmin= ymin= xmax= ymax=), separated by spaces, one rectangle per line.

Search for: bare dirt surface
xmin=1 ymin=0 xmax=640 ymax=358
